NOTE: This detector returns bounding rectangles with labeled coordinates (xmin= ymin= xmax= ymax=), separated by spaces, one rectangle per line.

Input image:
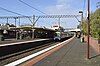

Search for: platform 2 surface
xmin=0 ymin=39 xmax=49 ymax=47
xmin=34 ymin=38 xmax=100 ymax=66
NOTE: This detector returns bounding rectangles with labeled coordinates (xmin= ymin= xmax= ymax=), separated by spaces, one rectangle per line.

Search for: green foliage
xmin=82 ymin=8 xmax=100 ymax=39
xmin=90 ymin=8 xmax=100 ymax=39
xmin=82 ymin=20 xmax=87 ymax=35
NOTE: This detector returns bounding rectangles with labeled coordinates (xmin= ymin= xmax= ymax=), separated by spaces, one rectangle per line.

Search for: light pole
xmin=87 ymin=0 xmax=90 ymax=59
xmin=79 ymin=11 xmax=84 ymax=43
xmin=79 ymin=11 xmax=83 ymax=33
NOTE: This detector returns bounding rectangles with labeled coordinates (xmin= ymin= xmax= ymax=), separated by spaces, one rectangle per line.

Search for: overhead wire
xmin=0 ymin=7 xmax=22 ymax=15
xmin=19 ymin=0 xmax=47 ymax=15
xmin=19 ymin=0 xmax=60 ymax=27
xmin=0 ymin=6 xmax=33 ymax=24
xmin=74 ymin=0 xmax=86 ymax=22
xmin=18 ymin=0 xmax=49 ymax=26
xmin=96 ymin=2 xmax=100 ymax=8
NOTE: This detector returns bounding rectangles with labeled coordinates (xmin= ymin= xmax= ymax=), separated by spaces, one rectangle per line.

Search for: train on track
xmin=51 ymin=25 xmax=74 ymax=41
xmin=53 ymin=31 xmax=74 ymax=41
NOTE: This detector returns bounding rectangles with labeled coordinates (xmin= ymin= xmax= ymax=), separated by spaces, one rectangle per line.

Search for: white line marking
xmin=0 ymin=39 xmax=49 ymax=47
xmin=5 ymin=36 xmax=75 ymax=66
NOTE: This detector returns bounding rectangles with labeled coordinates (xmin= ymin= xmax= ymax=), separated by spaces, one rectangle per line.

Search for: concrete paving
xmin=34 ymin=38 xmax=100 ymax=66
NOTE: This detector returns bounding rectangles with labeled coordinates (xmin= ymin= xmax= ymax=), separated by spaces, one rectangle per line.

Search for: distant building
xmin=51 ymin=25 xmax=64 ymax=32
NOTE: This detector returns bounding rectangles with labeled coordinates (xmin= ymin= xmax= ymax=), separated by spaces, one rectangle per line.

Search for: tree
xmin=90 ymin=8 xmax=100 ymax=39
xmin=82 ymin=19 xmax=87 ymax=35
xmin=82 ymin=8 xmax=100 ymax=39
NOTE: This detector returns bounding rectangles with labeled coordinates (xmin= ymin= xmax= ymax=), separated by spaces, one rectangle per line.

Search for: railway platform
xmin=32 ymin=38 xmax=100 ymax=66
xmin=0 ymin=39 xmax=32 ymax=45
xmin=0 ymin=38 xmax=50 ymax=45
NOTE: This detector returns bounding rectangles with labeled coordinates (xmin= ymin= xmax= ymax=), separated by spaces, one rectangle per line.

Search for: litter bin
xmin=81 ymin=37 xmax=84 ymax=42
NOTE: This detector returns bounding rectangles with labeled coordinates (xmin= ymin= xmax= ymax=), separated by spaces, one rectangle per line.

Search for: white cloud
xmin=44 ymin=0 xmax=80 ymax=15
xmin=44 ymin=0 xmax=81 ymax=28
xmin=45 ymin=4 xmax=70 ymax=14
xmin=57 ymin=0 xmax=71 ymax=5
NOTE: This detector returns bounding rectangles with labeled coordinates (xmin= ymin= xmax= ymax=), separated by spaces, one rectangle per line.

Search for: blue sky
xmin=0 ymin=0 xmax=99 ymax=28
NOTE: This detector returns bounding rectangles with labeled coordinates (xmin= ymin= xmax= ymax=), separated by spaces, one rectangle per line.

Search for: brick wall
xmin=84 ymin=35 xmax=100 ymax=54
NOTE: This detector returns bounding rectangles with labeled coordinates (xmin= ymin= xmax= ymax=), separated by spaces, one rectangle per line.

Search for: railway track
xmin=0 ymin=41 xmax=59 ymax=66
xmin=0 ymin=37 xmax=72 ymax=66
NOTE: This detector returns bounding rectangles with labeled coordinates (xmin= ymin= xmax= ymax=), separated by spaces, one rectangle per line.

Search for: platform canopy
xmin=68 ymin=28 xmax=81 ymax=32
